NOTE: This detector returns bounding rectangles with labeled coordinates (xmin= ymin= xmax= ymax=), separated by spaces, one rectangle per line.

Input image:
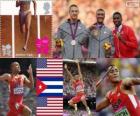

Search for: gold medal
xmin=91 ymin=29 xmax=100 ymax=39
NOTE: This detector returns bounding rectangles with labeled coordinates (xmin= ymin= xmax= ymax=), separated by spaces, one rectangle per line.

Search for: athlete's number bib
xmin=115 ymin=107 xmax=130 ymax=116
xmin=14 ymin=87 xmax=24 ymax=95
xmin=76 ymin=85 xmax=83 ymax=92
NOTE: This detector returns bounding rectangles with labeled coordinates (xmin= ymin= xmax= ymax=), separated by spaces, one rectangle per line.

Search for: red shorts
xmin=7 ymin=102 xmax=25 ymax=116
xmin=71 ymin=92 xmax=86 ymax=103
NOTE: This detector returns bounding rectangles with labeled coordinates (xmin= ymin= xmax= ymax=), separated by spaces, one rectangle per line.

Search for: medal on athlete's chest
xmin=71 ymin=40 xmax=76 ymax=45
xmin=91 ymin=29 xmax=100 ymax=39
xmin=69 ymin=20 xmax=79 ymax=46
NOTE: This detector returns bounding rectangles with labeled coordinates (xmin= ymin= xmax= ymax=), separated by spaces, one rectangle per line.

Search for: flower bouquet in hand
xmin=103 ymin=42 xmax=112 ymax=58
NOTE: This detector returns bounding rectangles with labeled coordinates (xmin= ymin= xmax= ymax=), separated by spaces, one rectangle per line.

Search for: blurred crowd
xmin=63 ymin=62 xmax=96 ymax=97
xmin=63 ymin=110 xmax=95 ymax=116
xmin=0 ymin=81 xmax=9 ymax=116
xmin=96 ymin=58 xmax=140 ymax=115
xmin=53 ymin=0 xmax=140 ymax=55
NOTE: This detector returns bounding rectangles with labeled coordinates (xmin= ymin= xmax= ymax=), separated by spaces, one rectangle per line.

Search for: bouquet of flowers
xmin=103 ymin=42 xmax=111 ymax=58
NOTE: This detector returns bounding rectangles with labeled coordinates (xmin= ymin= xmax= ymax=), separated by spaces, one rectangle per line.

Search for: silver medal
xmin=71 ymin=40 xmax=76 ymax=45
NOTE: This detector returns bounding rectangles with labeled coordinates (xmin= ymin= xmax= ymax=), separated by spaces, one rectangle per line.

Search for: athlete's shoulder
xmin=59 ymin=20 xmax=69 ymax=28
xmin=106 ymin=90 xmax=113 ymax=99
xmin=3 ymin=73 xmax=11 ymax=79
xmin=122 ymin=24 xmax=130 ymax=28
xmin=122 ymin=25 xmax=133 ymax=31
xmin=104 ymin=25 xmax=112 ymax=32
xmin=122 ymin=77 xmax=131 ymax=83
xmin=78 ymin=20 xmax=86 ymax=26
xmin=19 ymin=74 xmax=27 ymax=80
xmin=122 ymin=77 xmax=131 ymax=81
xmin=79 ymin=79 xmax=84 ymax=83
xmin=0 ymin=73 xmax=11 ymax=82
xmin=3 ymin=73 xmax=11 ymax=77
xmin=121 ymin=77 xmax=134 ymax=87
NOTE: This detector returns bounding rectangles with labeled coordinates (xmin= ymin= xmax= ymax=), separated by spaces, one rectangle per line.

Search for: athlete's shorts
xmin=71 ymin=92 xmax=86 ymax=104
xmin=19 ymin=10 xmax=31 ymax=25
xmin=7 ymin=102 xmax=25 ymax=116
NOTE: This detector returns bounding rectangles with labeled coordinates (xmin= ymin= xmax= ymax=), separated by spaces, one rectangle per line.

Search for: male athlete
xmin=56 ymin=4 xmax=87 ymax=59
xmin=0 ymin=62 xmax=34 ymax=116
xmin=87 ymin=9 xmax=114 ymax=58
xmin=96 ymin=65 xmax=140 ymax=116
xmin=16 ymin=0 xmax=37 ymax=51
xmin=112 ymin=12 xmax=138 ymax=57
xmin=64 ymin=60 xmax=91 ymax=115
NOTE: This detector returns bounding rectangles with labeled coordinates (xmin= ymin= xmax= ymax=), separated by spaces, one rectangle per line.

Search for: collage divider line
xmin=12 ymin=15 xmax=15 ymax=58
xmin=37 ymin=15 xmax=41 ymax=58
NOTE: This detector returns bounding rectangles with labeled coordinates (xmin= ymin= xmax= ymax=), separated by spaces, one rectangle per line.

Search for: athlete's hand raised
xmin=75 ymin=59 xmax=79 ymax=64
xmin=64 ymin=64 xmax=68 ymax=69
xmin=27 ymin=64 xmax=33 ymax=75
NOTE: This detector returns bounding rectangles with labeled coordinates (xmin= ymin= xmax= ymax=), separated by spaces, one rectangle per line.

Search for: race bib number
xmin=115 ymin=107 xmax=130 ymax=116
xmin=14 ymin=87 xmax=24 ymax=95
xmin=76 ymin=85 xmax=82 ymax=92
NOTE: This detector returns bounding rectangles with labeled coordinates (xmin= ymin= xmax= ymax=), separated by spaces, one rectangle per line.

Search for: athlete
xmin=56 ymin=4 xmax=87 ymax=59
xmin=96 ymin=65 xmax=140 ymax=116
xmin=112 ymin=12 xmax=138 ymax=58
xmin=0 ymin=62 xmax=34 ymax=116
xmin=16 ymin=0 xmax=37 ymax=51
xmin=64 ymin=60 xmax=91 ymax=115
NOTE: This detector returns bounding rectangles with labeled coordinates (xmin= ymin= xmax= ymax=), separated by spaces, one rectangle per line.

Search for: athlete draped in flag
xmin=96 ymin=65 xmax=140 ymax=116
xmin=64 ymin=60 xmax=91 ymax=115
xmin=0 ymin=62 xmax=34 ymax=116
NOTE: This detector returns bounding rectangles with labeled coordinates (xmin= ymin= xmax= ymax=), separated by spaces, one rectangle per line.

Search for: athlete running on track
xmin=16 ymin=0 xmax=37 ymax=51
xmin=64 ymin=60 xmax=91 ymax=115
xmin=96 ymin=65 xmax=140 ymax=116
xmin=0 ymin=62 xmax=34 ymax=116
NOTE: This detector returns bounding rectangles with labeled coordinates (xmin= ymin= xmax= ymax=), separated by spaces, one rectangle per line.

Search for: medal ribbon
xmin=69 ymin=21 xmax=79 ymax=40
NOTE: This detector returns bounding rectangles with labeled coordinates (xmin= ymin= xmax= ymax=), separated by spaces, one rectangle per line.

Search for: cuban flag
xmin=36 ymin=58 xmax=63 ymax=116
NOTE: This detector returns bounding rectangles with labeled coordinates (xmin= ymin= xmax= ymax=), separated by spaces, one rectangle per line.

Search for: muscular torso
xmin=72 ymin=80 xmax=84 ymax=93
xmin=8 ymin=75 xmax=24 ymax=103
xmin=19 ymin=0 xmax=31 ymax=11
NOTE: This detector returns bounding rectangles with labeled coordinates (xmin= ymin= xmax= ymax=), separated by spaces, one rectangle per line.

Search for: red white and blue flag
xmin=36 ymin=58 xmax=63 ymax=116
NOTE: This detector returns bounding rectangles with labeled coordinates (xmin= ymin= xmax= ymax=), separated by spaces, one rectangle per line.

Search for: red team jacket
xmin=113 ymin=25 xmax=138 ymax=58
xmin=106 ymin=81 xmax=140 ymax=116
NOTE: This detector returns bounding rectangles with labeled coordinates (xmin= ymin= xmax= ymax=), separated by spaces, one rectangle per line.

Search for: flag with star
xmin=36 ymin=58 xmax=63 ymax=116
